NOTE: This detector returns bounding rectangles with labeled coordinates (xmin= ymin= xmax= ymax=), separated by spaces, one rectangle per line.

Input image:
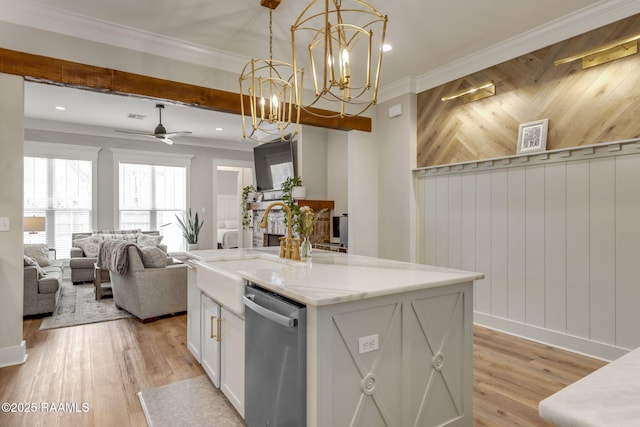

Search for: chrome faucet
xmin=259 ymin=201 xmax=301 ymax=261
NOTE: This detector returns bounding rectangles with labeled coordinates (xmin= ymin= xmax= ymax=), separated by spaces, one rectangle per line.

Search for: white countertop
xmin=539 ymin=346 xmax=640 ymax=426
xmin=186 ymin=248 xmax=483 ymax=306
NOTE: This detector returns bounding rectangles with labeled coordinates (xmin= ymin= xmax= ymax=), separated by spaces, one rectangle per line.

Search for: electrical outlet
xmin=0 ymin=217 xmax=9 ymax=232
xmin=358 ymin=334 xmax=379 ymax=354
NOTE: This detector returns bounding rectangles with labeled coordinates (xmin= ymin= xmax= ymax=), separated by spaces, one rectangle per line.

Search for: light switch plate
xmin=0 ymin=217 xmax=9 ymax=232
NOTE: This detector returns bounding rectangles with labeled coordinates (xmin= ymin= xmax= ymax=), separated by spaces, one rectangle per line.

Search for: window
xmin=114 ymin=149 xmax=193 ymax=252
xmin=24 ymin=142 xmax=99 ymax=259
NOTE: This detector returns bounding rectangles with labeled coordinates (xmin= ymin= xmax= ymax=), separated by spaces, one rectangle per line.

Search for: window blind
xmin=24 ymin=157 xmax=92 ymax=258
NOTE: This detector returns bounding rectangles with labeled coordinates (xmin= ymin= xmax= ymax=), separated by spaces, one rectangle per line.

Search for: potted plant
xmin=241 ymin=184 xmax=256 ymax=231
xmin=176 ymin=208 xmax=204 ymax=250
xmin=281 ymin=176 xmax=303 ymax=230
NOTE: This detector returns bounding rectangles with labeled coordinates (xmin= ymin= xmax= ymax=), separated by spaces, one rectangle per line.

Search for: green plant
xmin=175 ymin=208 xmax=204 ymax=244
xmin=281 ymin=176 xmax=302 ymax=232
xmin=241 ymin=184 xmax=256 ymax=231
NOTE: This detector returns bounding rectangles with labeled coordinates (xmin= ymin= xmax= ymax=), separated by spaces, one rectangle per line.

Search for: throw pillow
xmin=137 ymin=234 xmax=164 ymax=248
xmin=73 ymin=235 xmax=104 ymax=258
xmin=224 ymin=219 xmax=239 ymax=229
xmin=93 ymin=229 xmax=141 ymax=235
xmin=141 ymin=247 xmax=168 ymax=268
xmin=23 ymin=255 xmax=46 ymax=278
xmin=23 ymin=244 xmax=51 ymax=267
xmin=99 ymin=233 xmax=139 ymax=242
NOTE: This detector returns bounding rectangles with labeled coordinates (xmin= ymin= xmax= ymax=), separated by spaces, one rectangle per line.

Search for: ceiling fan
xmin=115 ymin=103 xmax=192 ymax=144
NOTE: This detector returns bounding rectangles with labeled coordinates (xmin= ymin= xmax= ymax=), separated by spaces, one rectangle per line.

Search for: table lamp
xmin=24 ymin=216 xmax=46 ymax=234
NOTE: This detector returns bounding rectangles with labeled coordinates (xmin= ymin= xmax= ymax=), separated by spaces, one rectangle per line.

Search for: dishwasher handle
xmin=242 ymin=294 xmax=297 ymax=328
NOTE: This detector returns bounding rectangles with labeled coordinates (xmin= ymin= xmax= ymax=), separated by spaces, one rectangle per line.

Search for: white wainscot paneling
xmin=415 ymin=140 xmax=640 ymax=360
xmin=615 ymin=154 xmax=640 ymax=350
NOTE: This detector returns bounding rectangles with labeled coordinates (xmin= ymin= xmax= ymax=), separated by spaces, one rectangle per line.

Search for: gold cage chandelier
xmin=291 ymin=0 xmax=388 ymax=118
xmin=240 ymin=2 xmax=303 ymax=141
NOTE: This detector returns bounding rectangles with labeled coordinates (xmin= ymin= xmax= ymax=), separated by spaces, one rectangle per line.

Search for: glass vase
xmin=301 ymin=236 xmax=312 ymax=260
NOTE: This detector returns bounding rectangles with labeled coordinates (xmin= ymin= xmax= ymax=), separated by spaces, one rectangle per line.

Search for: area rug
xmin=40 ymin=280 xmax=133 ymax=330
xmin=138 ymin=375 xmax=244 ymax=427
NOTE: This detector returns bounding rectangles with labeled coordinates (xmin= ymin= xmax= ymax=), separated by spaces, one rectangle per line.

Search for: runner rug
xmin=138 ymin=375 xmax=244 ymax=427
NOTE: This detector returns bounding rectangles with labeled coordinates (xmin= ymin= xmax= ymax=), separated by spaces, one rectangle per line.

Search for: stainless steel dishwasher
xmin=243 ymin=283 xmax=307 ymax=427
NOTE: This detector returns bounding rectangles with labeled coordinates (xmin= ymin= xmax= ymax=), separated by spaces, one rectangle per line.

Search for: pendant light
xmin=240 ymin=1 xmax=303 ymax=141
xmin=291 ymin=0 xmax=388 ymax=118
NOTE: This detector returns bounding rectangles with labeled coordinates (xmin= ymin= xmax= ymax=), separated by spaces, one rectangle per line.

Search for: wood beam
xmin=0 ymin=47 xmax=371 ymax=132
xmin=260 ymin=0 xmax=281 ymax=9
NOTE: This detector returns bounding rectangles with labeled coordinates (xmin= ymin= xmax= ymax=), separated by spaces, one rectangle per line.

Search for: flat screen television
xmin=253 ymin=138 xmax=297 ymax=192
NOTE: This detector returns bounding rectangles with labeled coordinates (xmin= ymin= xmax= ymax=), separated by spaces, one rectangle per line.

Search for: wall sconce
xmin=441 ymin=81 xmax=496 ymax=103
xmin=554 ymin=33 xmax=640 ymax=69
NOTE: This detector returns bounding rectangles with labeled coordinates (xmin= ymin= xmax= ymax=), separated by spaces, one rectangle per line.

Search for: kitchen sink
xmin=194 ymin=256 xmax=287 ymax=316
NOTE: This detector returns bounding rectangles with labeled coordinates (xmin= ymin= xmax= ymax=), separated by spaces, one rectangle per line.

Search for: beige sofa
xmin=23 ymin=244 xmax=64 ymax=316
xmin=69 ymin=230 xmax=165 ymax=284
xmin=109 ymin=246 xmax=187 ymax=322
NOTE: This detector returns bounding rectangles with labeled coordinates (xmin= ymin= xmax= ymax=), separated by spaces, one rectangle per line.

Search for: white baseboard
xmin=474 ymin=312 xmax=628 ymax=362
xmin=0 ymin=340 xmax=27 ymax=368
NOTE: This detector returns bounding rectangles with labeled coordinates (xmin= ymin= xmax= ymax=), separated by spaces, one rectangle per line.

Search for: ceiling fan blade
xmin=115 ymin=129 xmax=155 ymax=137
xmin=163 ymin=131 xmax=192 ymax=138
xmin=116 ymin=130 xmax=171 ymax=144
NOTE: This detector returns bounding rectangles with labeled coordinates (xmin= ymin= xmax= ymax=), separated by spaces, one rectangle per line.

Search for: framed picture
xmin=517 ymin=119 xmax=548 ymax=155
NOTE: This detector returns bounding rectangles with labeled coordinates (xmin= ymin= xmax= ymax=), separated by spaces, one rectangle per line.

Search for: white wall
xmin=374 ymin=94 xmax=417 ymax=262
xmin=416 ymin=140 xmax=640 ymax=361
xmin=298 ymin=125 xmax=329 ymax=200
xmin=0 ymin=73 xmax=26 ymax=367
xmin=347 ymin=130 xmax=378 ymax=257
xmin=327 ymin=130 xmax=348 ymax=217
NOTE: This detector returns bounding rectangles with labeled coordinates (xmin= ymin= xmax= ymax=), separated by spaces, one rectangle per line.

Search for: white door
xmin=201 ymin=294 xmax=221 ymax=387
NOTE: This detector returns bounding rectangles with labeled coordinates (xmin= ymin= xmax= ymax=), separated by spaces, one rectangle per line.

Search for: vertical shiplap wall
xmin=416 ymin=141 xmax=640 ymax=360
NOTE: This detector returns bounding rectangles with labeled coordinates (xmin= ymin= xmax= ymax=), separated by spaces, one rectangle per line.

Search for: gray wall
xmin=0 ymin=73 xmax=25 ymax=367
xmin=217 ymin=170 xmax=239 ymax=195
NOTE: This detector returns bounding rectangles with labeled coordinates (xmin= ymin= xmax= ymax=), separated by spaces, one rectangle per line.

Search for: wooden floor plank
xmin=0 ymin=316 xmax=606 ymax=426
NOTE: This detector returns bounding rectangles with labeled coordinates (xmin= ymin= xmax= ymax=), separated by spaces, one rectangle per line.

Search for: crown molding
xmin=377 ymin=76 xmax=416 ymax=104
xmin=0 ymin=0 xmax=250 ymax=74
xmin=414 ymin=0 xmax=640 ymax=93
xmin=4 ymin=0 xmax=640 ymax=101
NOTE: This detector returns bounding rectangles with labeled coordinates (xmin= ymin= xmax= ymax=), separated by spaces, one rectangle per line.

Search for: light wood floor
xmin=0 ymin=316 xmax=605 ymax=427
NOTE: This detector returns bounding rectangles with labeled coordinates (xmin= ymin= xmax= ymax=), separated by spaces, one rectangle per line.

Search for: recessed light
xmin=382 ymin=44 xmax=392 ymax=52
xmin=216 ymin=127 xmax=224 ymax=131
xmin=55 ymin=106 xmax=66 ymax=111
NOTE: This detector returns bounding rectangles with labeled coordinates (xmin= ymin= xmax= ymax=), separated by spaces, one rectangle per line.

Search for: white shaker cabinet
xmin=187 ymin=259 xmax=245 ymax=419
xmin=186 ymin=261 xmax=201 ymax=362
xmin=220 ymin=307 xmax=245 ymax=418
xmin=201 ymin=293 xmax=221 ymax=388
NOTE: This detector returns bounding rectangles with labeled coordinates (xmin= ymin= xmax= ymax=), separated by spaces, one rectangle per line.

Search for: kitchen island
xmin=186 ymin=248 xmax=483 ymax=427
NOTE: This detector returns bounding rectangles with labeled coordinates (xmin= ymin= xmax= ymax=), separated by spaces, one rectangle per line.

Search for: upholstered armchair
xmin=108 ymin=246 xmax=187 ymax=322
